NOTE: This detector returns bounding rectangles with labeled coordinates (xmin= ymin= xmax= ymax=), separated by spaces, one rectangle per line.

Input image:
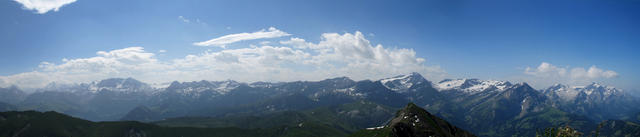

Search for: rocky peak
xmin=167 ymin=81 xmax=182 ymax=89
xmin=94 ymin=78 xmax=152 ymax=93
xmin=547 ymin=84 xmax=569 ymax=91
xmin=581 ymin=82 xmax=621 ymax=96
xmin=165 ymin=80 xmax=242 ymax=96
xmin=379 ymin=72 xmax=428 ymax=93
xmin=323 ymin=76 xmax=355 ymax=84
xmin=544 ymin=84 xmax=579 ymax=102
xmin=383 ymin=103 xmax=476 ymax=137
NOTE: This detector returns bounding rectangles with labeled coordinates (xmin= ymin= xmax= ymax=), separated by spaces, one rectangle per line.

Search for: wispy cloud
xmin=14 ymin=0 xmax=77 ymax=14
xmin=0 ymin=30 xmax=446 ymax=89
xmin=178 ymin=16 xmax=208 ymax=26
xmin=193 ymin=27 xmax=291 ymax=48
xmin=178 ymin=16 xmax=190 ymax=23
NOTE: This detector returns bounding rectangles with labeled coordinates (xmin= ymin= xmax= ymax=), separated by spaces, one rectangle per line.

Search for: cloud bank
xmin=14 ymin=0 xmax=77 ymax=14
xmin=193 ymin=27 xmax=291 ymax=48
xmin=0 ymin=29 xmax=446 ymax=89
xmin=523 ymin=62 xmax=618 ymax=86
xmin=525 ymin=62 xmax=618 ymax=79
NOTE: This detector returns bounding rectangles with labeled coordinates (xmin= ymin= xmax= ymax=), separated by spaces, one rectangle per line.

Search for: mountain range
xmin=1 ymin=72 xmax=639 ymax=136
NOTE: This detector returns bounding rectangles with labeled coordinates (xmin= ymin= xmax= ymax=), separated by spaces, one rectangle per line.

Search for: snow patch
xmin=545 ymin=83 xmax=622 ymax=101
xmin=436 ymin=79 xmax=512 ymax=94
xmin=366 ymin=126 xmax=385 ymax=130
xmin=378 ymin=72 xmax=425 ymax=93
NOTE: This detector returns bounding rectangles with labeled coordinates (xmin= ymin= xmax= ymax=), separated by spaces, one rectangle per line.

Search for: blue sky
xmin=1 ymin=0 xmax=639 ymax=91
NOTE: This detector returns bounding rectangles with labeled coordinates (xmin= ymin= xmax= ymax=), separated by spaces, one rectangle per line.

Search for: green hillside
xmin=153 ymin=101 xmax=397 ymax=136
xmin=0 ymin=110 xmax=348 ymax=137
xmin=1 ymin=101 xmax=396 ymax=137
xmin=2 ymin=103 xmax=638 ymax=137
xmin=596 ymin=120 xmax=640 ymax=137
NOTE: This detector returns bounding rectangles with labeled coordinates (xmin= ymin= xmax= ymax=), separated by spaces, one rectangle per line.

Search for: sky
xmin=0 ymin=0 xmax=639 ymax=92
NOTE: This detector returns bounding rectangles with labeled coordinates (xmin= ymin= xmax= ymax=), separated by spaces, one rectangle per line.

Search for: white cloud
xmin=280 ymin=37 xmax=311 ymax=49
xmin=14 ymin=0 xmax=77 ymax=14
xmin=0 ymin=47 xmax=165 ymax=88
xmin=0 ymin=31 xmax=446 ymax=89
xmin=158 ymin=50 xmax=167 ymax=53
xmin=523 ymin=62 xmax=618 ymax=87
xmin=178 ymin=16 xmax=208 ymax=26
xmin=193 ymin=27 xmax=291 ymax=48
xmin=178 ymin=16 xmax=190 ymax=23
xmin=524 ymin=62 xmax=567 ymax=77
xmin=569 ymin=66 xmax=618 ymax=79
xmin=525 ymin=62 xmax=618 ymax=79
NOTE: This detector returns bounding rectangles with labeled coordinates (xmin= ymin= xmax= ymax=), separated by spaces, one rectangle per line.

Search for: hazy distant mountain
xmin=630 ymin=89 xmax=640 ymax=98
xmin=42 ymin=78 xmax=154 ymax=93
xmin=0 ymin=86 xmax=26 ymax=105
xmin=18 ymin=78 xmax=155 ymax=121
xmin=18 ymin=91 xmax=90 ymax=117
xmin=543 ymin=83 xmax=640 ymax=121
xmin=0 ymin=102 xmax=15 ymax=111
xmin=163 ymin=80 xmax=241 ymax=98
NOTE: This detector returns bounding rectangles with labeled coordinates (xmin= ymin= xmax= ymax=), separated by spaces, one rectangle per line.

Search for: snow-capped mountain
xmin=544 ymin=83 xmax=625 ymax=102
xmin=580 ymin=83 xmax=623 ymax=97
xmin=249 ymin=81 xmax=284 ymax=88
xmin=42 ymin=78 xmax=153 ymax=93
xmin=22 ymin=78 xmax=156 ymax=121
xmin=543 ymin=82 xmax=638 ymax=121
xmin=4 ymin=73 xmax=639 ymax=124
xmin=436 ymin=79 xmax=512 ymax=94
xmin=379 ymin=72 xmax=428 ymax=93
xmin=543 ymin=84 xmax=579 ymax=102
xmin=165 ymin=80 xmax=242 ymax=98
xmin=94 ymin=78 xmax=153 ymax=92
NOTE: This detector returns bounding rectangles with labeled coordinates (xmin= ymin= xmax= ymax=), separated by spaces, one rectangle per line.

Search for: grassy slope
xmin=0 ymin=110 xmax=348 ymax=137
xmin=153 ymin=101 xmax=397 ymax=136
xmin=596 ymin=120 xmax=640 ymax=137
